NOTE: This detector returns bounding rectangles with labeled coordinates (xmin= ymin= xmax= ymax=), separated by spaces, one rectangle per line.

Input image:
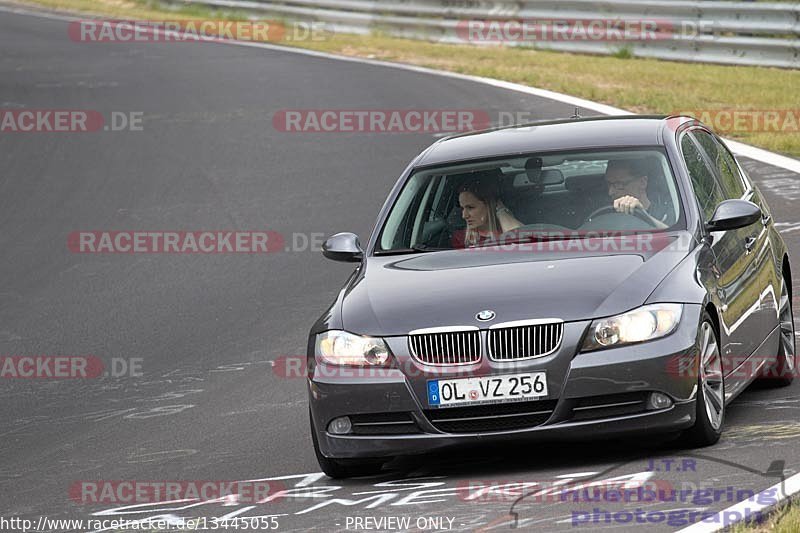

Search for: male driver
xmin=605 ymin=159 xmax=670 ymax=228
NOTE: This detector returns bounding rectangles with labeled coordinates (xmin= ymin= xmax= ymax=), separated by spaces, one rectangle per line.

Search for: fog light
xmin=327 ymin=416 xmax=352 ymax=435
xmin=647 ymin=392 xmax=673 ymax=410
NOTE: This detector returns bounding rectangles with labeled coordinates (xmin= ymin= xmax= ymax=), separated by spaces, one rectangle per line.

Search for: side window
xmin=681 ymin=133 xmax=725 ymax=222
xmin=379 ymin=173 xmax=424 ymax=250
xmin=691 ymin=130 xmax=746 ymax=199
xmin=713 ymin=136 xmax=748 ymax=198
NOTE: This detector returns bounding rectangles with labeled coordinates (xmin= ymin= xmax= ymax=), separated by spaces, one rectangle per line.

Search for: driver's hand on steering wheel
xmin=613 ymin=195 xmax=644 ymax=215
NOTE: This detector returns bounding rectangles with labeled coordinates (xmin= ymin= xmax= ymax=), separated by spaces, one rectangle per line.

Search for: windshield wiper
xmin=472 ymin=230 xmax=661 ymax=249
xmin=471 ymin=234 xmax=578 ymax=248
xmin=374 ymin=244 xmax=449 ymax=255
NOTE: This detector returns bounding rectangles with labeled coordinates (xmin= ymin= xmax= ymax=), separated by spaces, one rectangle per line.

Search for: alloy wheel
xmin=699 ymin=321 xmax=724 ymax=431
xmin=778 ymin=281 xmax=796 ymax=374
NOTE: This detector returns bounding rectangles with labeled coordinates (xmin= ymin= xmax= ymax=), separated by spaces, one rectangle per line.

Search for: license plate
xmin=427 ymin=372 xmax=547 ymax=408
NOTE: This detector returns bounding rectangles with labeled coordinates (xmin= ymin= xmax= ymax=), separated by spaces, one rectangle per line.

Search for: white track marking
xmin=676 ymin=471 xmax=800 ymax=532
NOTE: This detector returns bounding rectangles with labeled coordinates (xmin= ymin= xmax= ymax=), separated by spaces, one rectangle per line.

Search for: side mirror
xmin=322 ymin=232 xmax=363 ymax=263
xmin=706 ymin=199 xmax=762 ymax=232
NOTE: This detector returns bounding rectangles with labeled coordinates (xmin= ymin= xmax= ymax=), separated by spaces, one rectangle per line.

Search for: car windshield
xmin=377 ymin=148 xmax=684 ymax=253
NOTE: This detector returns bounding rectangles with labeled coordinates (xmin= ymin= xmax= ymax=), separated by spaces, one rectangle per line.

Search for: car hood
xmin=340 ymin=233 xmax=695 ymax=336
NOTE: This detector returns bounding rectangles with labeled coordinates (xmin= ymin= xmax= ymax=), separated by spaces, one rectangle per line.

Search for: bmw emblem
xmin=476 ymin=310 xmax=495 ymax=322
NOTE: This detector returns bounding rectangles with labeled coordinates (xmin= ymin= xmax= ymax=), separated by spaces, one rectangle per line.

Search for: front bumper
xmin=309 ymin=305 xmax=702 ymax=459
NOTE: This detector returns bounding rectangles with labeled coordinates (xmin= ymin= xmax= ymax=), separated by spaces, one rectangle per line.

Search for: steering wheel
xmin=584 ymin=205 xmax=657 ymax=226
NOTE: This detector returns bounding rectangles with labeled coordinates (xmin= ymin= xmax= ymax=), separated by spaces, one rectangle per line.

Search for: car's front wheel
xmin=758 ymin=277 xmax=795 ymax=387
xmin=679 ymin=314 xmax=725 ymax=447
xmin=310 ymin=410 xmax=388 ymax=478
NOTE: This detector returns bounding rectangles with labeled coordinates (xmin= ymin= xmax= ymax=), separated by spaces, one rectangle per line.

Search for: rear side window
xmin=690 ymin=130 xmax=747 ymax=199
xmin=681 ymin=133 xmax=725 ymax=222
xmin=714 ymin=137 xmax=748 ymax=198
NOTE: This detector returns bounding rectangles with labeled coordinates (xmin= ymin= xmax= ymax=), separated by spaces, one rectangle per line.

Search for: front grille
xmin=350 ymin=412 xmax=421 ymax=435
xmin=488 ymin=321 xmax=564 ymax=361
xmin=424 ymin=400 xmax=557 ymax=433
xmin=409 ymin=328 xmax=481 ymax=365
xmin=569 ymin=392 xmax=649 ymax=422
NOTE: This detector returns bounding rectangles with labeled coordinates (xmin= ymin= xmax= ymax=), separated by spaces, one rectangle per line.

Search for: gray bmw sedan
xmin=307 ymin=115 xmax=795 ymax=478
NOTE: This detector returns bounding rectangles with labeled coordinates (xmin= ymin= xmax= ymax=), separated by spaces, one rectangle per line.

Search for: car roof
xmin=416 ymin=115 xmax=685 ymax=167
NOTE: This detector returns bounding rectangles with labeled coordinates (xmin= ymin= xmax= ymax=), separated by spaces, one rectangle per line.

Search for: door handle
xmin=744 ymin=236 xmax=757 ymax=254
xmin=762 ymin=212 xmax=772 ymax=226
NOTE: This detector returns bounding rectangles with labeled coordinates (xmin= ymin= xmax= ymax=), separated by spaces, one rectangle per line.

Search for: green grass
xmin=730 ymin=499 xmax=800 ymax=532
xmin=611 ymin=45 xmax=634 ymax=59
xmin=11 ymin=0 xmax=800 ymax=156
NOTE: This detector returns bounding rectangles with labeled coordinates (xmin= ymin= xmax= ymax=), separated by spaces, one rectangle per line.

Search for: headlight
xmin=581 ymin=303 xmax=683 ymax=351
xmin=315 ymin=330 xmax=391 ymax=367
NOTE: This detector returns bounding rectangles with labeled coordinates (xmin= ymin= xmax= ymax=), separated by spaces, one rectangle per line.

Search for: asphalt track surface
xmin=1 ymin=7 xmax=800 ymax=533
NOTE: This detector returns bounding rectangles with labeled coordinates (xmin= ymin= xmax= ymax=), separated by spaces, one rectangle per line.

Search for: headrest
xmin=454 ymin=168 xmax=504 ymax=198
xmin=541 ymin=169 xmax=564 ymax=186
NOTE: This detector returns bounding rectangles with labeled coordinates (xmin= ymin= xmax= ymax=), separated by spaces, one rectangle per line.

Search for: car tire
xmin=679 ymin=312 xmax=725 ymax=448
xmin=310 ymin=410 xmax=387 ymax=479
xmin=757 ymin=276 xmax=795 ymax=387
